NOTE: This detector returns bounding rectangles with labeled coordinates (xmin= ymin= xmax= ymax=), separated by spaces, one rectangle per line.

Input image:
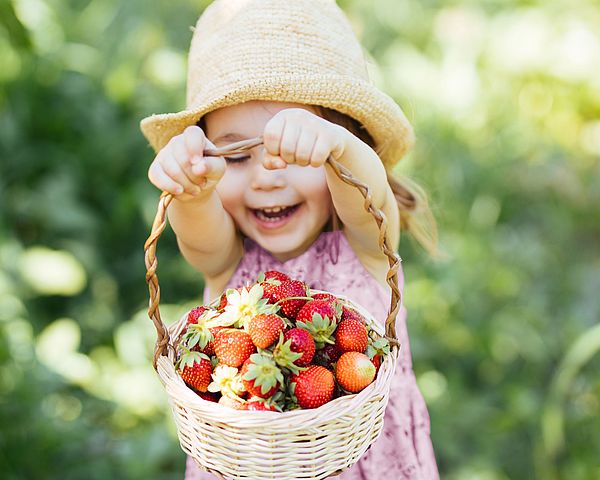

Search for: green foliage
xmin=1 ymin=0 xmax=599 ymax=479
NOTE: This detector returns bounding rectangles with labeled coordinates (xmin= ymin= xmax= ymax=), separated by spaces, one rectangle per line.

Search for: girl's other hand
xmin=262 ymin=108 xmax=347 ymax=170
xmin=148 ymin=126 xmax=226 ymax=201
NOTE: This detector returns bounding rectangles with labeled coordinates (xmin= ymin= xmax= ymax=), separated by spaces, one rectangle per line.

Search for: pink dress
xmin=185 ymin=230 xmax=439 ymax=479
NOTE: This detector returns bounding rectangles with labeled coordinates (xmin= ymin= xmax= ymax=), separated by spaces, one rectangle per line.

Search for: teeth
xmin=261 ymin=206 xmax=285 ymax=213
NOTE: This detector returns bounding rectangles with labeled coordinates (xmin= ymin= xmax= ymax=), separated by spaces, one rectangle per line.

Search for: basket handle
xmin=144 ymin=137 xmax=402 ymax=368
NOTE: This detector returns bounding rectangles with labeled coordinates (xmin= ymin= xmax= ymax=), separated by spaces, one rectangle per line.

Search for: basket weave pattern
xmin=144 ymin=137 xmax=402 ymax=479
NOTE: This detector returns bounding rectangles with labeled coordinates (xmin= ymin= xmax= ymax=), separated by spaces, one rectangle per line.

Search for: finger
xmin=191 ymin=155 xmax=226 ymax=181
xmin=169 ymin=140 xmax=203 ymax=192
xmin=295 ymin=129 xmax=317 ymax=167
xmin=263 ymin=152 xmax=287 ymax=170
xmin=311 ymin=134 xmax=334 ymax=168
xmin=263 ymin=114 xmax=285 ymax=157
xmin=171 ymin=135 xmax=194 ymax=170
xmin=161 ymin=150 xmax=201 ymax=195
xmin=148 ymin=161 xmax=184 ymax=195
xmin=183 ymin=125 xmax=207 ymax=158
xmin=279 ymin=121 xmax=300 ymax=164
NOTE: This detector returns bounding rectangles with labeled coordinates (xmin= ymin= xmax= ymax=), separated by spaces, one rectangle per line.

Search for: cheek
xmin=216 ymin=170 xmax=246 ymax=213
xmin=293 ymin=167 xmax=332 ymax=209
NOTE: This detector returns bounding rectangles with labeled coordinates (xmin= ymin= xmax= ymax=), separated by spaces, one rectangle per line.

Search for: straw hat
xmin=140 ymin=0 xmax=414 ymax=167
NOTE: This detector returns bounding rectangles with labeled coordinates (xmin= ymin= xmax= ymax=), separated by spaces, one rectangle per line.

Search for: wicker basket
xmin=144 ymin=137 xmax=402 ymax=480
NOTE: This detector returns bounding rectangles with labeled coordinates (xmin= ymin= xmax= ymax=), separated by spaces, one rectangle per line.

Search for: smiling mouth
xmin=251 ymin=204 xmax=300 ymax=222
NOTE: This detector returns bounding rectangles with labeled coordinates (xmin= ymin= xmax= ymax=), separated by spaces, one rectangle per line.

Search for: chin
xmin=255 ymin=233 xmax=308 ymax=261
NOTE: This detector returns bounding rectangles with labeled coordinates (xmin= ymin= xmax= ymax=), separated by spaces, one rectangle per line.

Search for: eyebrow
xmin=212 ymin=132 xmax=248 ymax=144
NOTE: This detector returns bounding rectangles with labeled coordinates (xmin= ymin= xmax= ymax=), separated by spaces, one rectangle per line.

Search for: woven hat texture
xmin=140 ymin=0 xmax=414 ymax=167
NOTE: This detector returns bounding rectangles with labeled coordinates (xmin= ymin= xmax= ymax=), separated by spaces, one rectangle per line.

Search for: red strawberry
xmin=335 ymin=351 xmax=376 ymax=393
xmin=366 ymin=337 xmax=390 ymax=375
xmin=214 ymin=329 xmax=257 ymax=367
xmin=335 ymin=318 xmax=368 ymax=353
xmin=248 ymin=313 xmax=285 ymax=349
xmin=240 ymin=354 xmax=284 ymax=399
xmin=312 ymin=292 xmax=338 ymax=303
xmin=260 ymin=270 xmax=290 ymax=283
xmin=259 ymin=271 xmax=290 ymax=303
xmin=192 ymin=326 xmax=225 ymax=356
xmin=177 ymin=351 xmax=213 ymax=392
xmin=196 ymin=391 xmax=220 ymax=402
xmin=267 ymin=280 xmax=309 ymax=318
xmin=215 ymin=287 xmax=246 ymax=311
xmin=313 ymin=343 xmax=342 ymax=369
xmin=186 ymin=306 xmax=209 ymax=326
xmin=296 ymin=300 xmax=340 ymax=347
xmin=290 ymin=365 xmax=335 ymax=409
xmin=217 ymin=293 xmax=228 ymax=311
xmin=282 ymin=328 xmax=315 ymax=367
xmin=185 ymin=317 xmax=223 ymax=356
xmin=341 ymin=305 xmax=364 ymax=322
xmin=371 ymin=355 xmax=382 ymax=372
xmin=243 ymin=400 xmax=278 ymax=411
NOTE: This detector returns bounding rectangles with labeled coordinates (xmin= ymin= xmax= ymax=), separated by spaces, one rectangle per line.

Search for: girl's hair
xmin=315 ymin=106 xmax=439 ymax=258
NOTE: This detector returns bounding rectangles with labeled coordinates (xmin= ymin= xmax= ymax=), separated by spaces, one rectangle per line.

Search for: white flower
xmin=217 ymin=284 xmax=272 ymax=329
xmin=208 ymin=365 xmax=245 ymax=397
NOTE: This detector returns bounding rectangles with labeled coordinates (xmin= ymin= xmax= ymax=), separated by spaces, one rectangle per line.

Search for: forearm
xmin=325 ymin=134 xmax=390 ymax=226
xmin=167 ymin=191 xmax=240 ymax=274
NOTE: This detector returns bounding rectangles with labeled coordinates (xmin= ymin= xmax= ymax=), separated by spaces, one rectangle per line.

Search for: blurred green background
xmin=1 ymin=0 xmax=599 ymax=479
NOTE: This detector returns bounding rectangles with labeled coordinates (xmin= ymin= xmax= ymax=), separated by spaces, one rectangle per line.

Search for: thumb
xmin=183 ymin=125 xmax=210 ymax=157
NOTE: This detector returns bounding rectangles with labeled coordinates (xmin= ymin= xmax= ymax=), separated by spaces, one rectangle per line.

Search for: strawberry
xmin=186 ymin=306 xmax=209 ymax=326
xmin=177 ymin=350 xmax=213 ymax=392
xmin=272 ymin=332 xmax=304 ymax=373
xmin=371 ymin=355 xmax=381 ymax=372
xmin=214 ymin=328 xmax=257 ymax=367
xmin=240 ymin=354 xmax=284 ymax=398
xmin=311 ymin=292 xmax=338 ymax=303
xmin=313 ymin=343 xmax=342 ymax=369
xmin=183 ymin=305 xmax=222 ymax=356
xmin=290 ymin=365 xmax=335 ymax=409
xmin=341 ymin=305 xmax=364 ymax=322
xmin=259 ymin=271 xmax=290 ymax=304
xmin=205 ymin=326 xmax=226 ymax=355
xmin=219 ymin=284 xmax=275 ymax=329
xmin=335 ymin=318 xmax=368 ymax=353
xmin=268 ymin=279 xmax=309 ymax=318
xmin=196 ymin=391 xmax=220 ymax=402
xmin=258 ymin=270 xmax=291 ymax=283
xmin=247 ymin=313 xmax=285 ymax=349
xmin=366 ymin=337 xmax=390 ymax=374
xmin=296 ymin=300 xmax=340 ymax=347
xmin=282 ymin=328 xmax=315 ymax=367
xmin=217 ymin=293 xmax=228 ymax=311
xmin=335 ymin=351 xmax=376 ymax=393
xmin=243 ymin=400 xmax=279 ymax=411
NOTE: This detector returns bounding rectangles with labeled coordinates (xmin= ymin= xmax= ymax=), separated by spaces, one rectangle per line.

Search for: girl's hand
xmin=148 ymin=126 xmax=226 ymax=201
xmin=262 ymin=108 xmax=348 ymax=169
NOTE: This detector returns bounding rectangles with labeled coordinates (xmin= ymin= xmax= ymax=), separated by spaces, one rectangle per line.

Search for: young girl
xmin=142 ymin=0 xmax=439 ymax=478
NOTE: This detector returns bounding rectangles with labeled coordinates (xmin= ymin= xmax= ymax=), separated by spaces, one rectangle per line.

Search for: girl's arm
xmin=324 ymin=135 xmax=400 ymax=259
xmin=148 ymin=126 xmax=243 ymax=284
xmin=168 ymin=192 xmax=243 ymax=281
xmin=262 ymin=109 xmax=400 ymax=270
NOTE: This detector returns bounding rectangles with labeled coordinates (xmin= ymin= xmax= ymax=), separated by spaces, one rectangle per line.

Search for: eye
xmin=224 ymin=155 xmax=249 ymax=164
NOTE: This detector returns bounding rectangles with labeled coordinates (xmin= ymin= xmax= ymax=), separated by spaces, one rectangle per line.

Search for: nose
xmin=250 ymin=157 xmax=287 ymax=191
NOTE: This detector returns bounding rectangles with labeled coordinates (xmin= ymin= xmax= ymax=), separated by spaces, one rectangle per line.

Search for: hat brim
xmin=140 ymin=74 xmax=414 ymax=167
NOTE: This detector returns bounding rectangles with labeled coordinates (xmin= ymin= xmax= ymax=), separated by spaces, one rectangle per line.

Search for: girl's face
xmin=204 ymin=101 xmax=333 ymax=262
